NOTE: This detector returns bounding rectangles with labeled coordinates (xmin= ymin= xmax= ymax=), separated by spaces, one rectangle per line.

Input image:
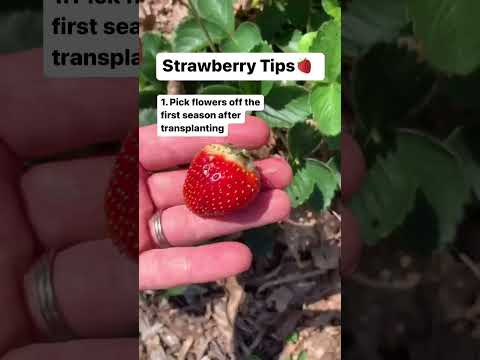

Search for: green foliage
xmin=140 ymin=0 xmax=341 ymax=217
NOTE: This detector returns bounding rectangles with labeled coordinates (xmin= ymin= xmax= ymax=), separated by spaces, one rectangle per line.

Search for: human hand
xmin=138 ymin=117 xmax=293 ymax=290
xmin=0 ymin=49 xmax=136 ymax=358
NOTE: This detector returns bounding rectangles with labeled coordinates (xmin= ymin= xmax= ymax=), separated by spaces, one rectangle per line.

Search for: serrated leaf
xmin=141 ymin=32 xmax=171 ymax=84
xmin=322 ymin=0 xmax=341 ymax=20
xmin=257 ymin=86 xmax=311 ymax=128
xmin=352 ymin=43 xmax=435 ymax=139
xmin=139 ymin=108 xmax=157 ymax=127
xmin=408 ymin=0 xmax=480 ymax=75
xmin=298 ymin=31 xmax=318 ymax=53
xmin=446 ymin=126 xmax=480 ymax=199
xmin=310 ymin=19 xmax=341 ymax=82
xmin=222 ymin=22 xmax=262 ymax=52
xmin=351 ymin=131 xmax=469 ymax=249
xmin=343 ymin=0 xmax=408 ymax=58
xmin=287 ymin=159 xmax=338 ymax=209
xmin=288 ymin=122 xmax=322 ymax=161
xmin=190 ymin=0 xmax=234 ymax=34
xmin=310 ymin=82 xmax=341 ymax=136
xmin=276 ymin=29 xmax=303 ymax=53
xmin=174 ymin=18 xmax=227 ymax=52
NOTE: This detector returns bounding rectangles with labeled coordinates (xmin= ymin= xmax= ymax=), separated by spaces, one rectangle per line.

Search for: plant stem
xmin=187 ymin=0 xmax=217 ymax=52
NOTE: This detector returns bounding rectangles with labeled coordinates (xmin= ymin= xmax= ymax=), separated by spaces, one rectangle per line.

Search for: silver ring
xmin=23 ymin=249 xmax=75 ymax=341
xmin=149 ymin=211 xmax=170 ymax=248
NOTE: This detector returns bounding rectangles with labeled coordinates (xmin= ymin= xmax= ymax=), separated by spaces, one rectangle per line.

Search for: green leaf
xmin=255 ymin=2 xmax=288 ymax=42
xmin=286 ymin=0 xmax=312 ymax=29
xmin=441 ymin=69 xmax=480 ymax=109
xmin=140 ymin=87 xmax=163 ymax=109
xmin=288 ymin=122 xmax=322 ymax=162
xmin=287 ymin=159 xmax=338 ymax=209
xmin=351 ymin=131 xmax=469 ymax=248
xmin=141 ymin=32 xmax=171 ymax=84
xmin=298 ymin=350 xmax=308 ymax=360
xmin=446 ymin=125 xmax=480 ymax=200
xmin=298 ymin=31 xmax=318 ymax=53
xmin=163 ymin=286 xmax=187 ymax=298
xmin=257 ymin=86 xmax=311 ymax=128
xmin=174 ymin=18 xmax=227 ymax=52
xmin=322 ymin=0 xmax=341 ymax=21
xmin=352 ymin=43 xmax=435 ymax=141
xmin=250 ymin=41 xmax=274 ymax=96
xmin=310 ymin=82 xmax=341 ymax=136
xmin=287 ymin=331 xmax=300 ymax=344
xmin=221 ymin=22 xmax=263 ymax=52
xmin=408 ymin=0 xmax=480 ymax=75
xmin=310 ymin=19 xmax=341 ymax=82
xmin=343 ymin=0 xmax=408 ymax=58
xmin=190 ymin=0 xmax=235 ymax=34
xmin=139 ymin=108 xmax=157 ymax=127
xmin=276 ymin=29 xmax=303 ymax=53
xmin=199 ymin=84 xmax=239 ymax=95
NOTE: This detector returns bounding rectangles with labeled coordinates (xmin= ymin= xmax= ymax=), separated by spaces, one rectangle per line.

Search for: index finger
xmin=139 ymin=116 xmax=270 ymax=171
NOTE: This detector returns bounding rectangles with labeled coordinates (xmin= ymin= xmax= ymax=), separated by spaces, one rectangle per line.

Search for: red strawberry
xmin=105 ymin=130 xmax=139 ymax=260
xmin=298 ymin=58 xmax=311 ymax=73
xmin=183 ymin=144 xmax=261 ymax=218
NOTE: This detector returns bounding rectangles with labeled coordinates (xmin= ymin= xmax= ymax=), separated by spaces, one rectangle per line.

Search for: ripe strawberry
xmin=298 ymin=58 xmax=311 ymax=73
xmin=183 ymin=144 xmax=261 ymax=218
xmin=105 ymin=130 xmax=138 ymax=260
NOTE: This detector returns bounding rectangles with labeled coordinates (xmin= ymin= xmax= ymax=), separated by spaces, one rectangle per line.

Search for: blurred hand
xmin=0 ymin=49 xmax=136 ymax=358
xmin=139 ymin=117 xmax=293 ymax=289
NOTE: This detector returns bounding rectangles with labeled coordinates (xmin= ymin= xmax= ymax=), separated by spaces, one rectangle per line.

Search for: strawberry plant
xmin=139 ymin=0 xmax=342 ymax=216
xmin=344 ymin=0 xmax=480 ymax=252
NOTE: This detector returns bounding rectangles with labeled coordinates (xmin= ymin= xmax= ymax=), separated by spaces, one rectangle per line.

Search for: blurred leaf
xmin=408 ymin=0 xmax=480 ymax=75
xmin=200 ymin=84 xmax=239 ymax=94
xmin=250 ymin=41 xmax=274 ymax=96
xmin=139 ymin=108 xmax=157 ymax=127
xmin=298 ymin=351 xmax=308 ymax=360
xmin=0 ymin=11 xmax=42 ymax=53
xmin=190 ymin=0 xmax=235 ymax=34
xmin=163 ymin=286 xmax=187 ymax=298
xmin=286 ymin=0 xmax=312 ymax=29
xmin=255 ymin=3 xmax=287 ymax=42
xmin=141 ymin=32 xmax=171 ymax=84
xmin=174 ymin=18 xmax=227 ymax=52
xmin=287 ymin=159 xmax=338 ymax=208
xmin=288 ymin=122 xmax=322 ymax=162
xmin=140 ymin=86 xmax=164 ymax=109
xmin=343 ymin=0 xmax=408 ymax=57
xmin=257 ymin=86 xmax=311 ymax=128
xmin=287 ymin=331 xmax=300 ymax=344
xmin=310 ymin=19 xmax=341 ymax=82
xmin=276 ymin=29 xmax=303 ymax=53
xmin=310 ymin=82 xmax=341 ymax=136
xmin=352 ymin=43 xmax=435 ymax=147
xmin=322 ymin=0 xmax=341 ymax=20
xmin=298 ymin=31 xmax=318 ymax=52
xmin=447 ymin=125 xmax=480 ymax=199
xmin=351 ymin=131 xmax=469 ymax=248
xmin=222 ymin=22 xmax=263 ymax=52
xmin=441 ymin=69 xmax=480 ymax=109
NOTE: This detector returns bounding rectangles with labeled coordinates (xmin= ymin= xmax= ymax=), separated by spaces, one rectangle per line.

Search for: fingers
xmin=158 ymin=190 xmax=290 ymax=248
xmin=25 ymin=240 xmax=137 ymax=339
xmin=0 ymin=49 xmax=136 ymax=159
xmin=139 ymin=116 xmax=270 ymax=171
xmin=139 ymin=165 xmax=155 ymax=253
xmin=341 ymin=133 xmax=366 ymax=200
xmin=148 ymin=156 xmax=293 ymax=210
xmin=3 ymin=339 xmax=136 ymax=360
xmin=139 ymin=242 xmax=252 ymax=290
xmin=21 ymin=157 xmax=114 ymax=249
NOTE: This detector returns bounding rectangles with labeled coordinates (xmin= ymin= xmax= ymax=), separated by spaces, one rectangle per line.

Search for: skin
xmin=0 ymin=48 xmax=365 ymax=358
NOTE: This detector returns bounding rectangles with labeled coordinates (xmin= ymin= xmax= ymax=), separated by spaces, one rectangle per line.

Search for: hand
xmin=138 ymin=117 xmax=293 ymax=289
xmin=0 ymin=49 xmax=136 ymax=358
xmin=341 ymin=132 xmax=366 ymax=275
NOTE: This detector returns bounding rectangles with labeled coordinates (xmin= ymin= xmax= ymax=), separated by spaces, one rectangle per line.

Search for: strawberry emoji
xmin=298 ymin=58 xmax=311 ymax=73
xmin=105 ymin=130 xmax=138 ymax=260
xmin=183 ymin=144 xmax=261 ymax=218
